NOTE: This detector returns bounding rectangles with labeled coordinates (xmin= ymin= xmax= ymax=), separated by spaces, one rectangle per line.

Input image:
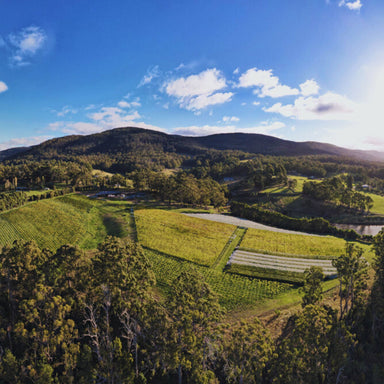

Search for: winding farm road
xmin=184 ymin=213 xmax=324 ymax=237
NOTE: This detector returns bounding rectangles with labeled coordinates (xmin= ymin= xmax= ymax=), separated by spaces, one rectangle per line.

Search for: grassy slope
xmin=261 ymin=176 xmax=313 ymax=194
xmin=0 ymin=194 xmax=133 ymax=250
xmin=366 ymin=192 xmax=384 ymax=215
xmin=135 ymin=209 xmax=236 ymax=266
xmin=240 ymin=228 xmax=351 ymax=259
xmin=134 ymin=208 xmax=345 ymax=310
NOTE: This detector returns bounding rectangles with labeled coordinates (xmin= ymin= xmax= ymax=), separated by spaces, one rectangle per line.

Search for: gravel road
xmin=184 ymin=213 xmax=324 ymax=237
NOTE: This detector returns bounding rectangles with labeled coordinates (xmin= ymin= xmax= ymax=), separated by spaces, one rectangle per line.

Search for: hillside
xmin=2 ymin=127 xmax=384 ymax=164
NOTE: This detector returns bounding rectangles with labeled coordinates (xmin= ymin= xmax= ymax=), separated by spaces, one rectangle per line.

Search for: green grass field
xmin=135 ymin=209 xmax=236 ymax=266
xmin=240 ymin=227 xmax=373 ymax=259
xmin=261 ymin=176 xmax=320 ymax=194
xmin=366 ymin=192 xmax=384 ymax=215
xmin=0 ymin=194 xmax=133 ymax=250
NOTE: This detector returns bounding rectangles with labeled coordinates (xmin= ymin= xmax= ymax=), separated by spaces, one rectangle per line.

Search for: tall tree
xmin=332 ymin=243 xmax=368 ymax=322
xmin=223 ymin=318 xmax=274 ymax=384
xmin=166 ymin=269 xmax=223 ymax=384
xmin=301 ymin=266 xmax=324 ymax=307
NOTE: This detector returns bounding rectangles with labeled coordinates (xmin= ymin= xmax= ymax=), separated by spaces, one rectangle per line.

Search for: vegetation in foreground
xmin=0 ymin=232 xmax=381 ymax=383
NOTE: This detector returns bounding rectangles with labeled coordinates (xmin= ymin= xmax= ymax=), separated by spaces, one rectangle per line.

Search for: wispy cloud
xmin=47 ymin=98 xmax=162 ymax=135
xmin=117 ymin=98 xmax=141 ymax=108
xmin=164 ymin=68 xmax=233 ymax=111
xmin=173 ymin=121 xmax=285 ymax=137
xmin=7 ymin=26 xmax=48 ymax=67
xmin=51 ymin=106 xmax=78 ymax=117
xmin=139 ymin=65 xmax=160 ymax=86
xmin=0 ymin=135 xmax=51 ymax=151
xmin=222 ymin=116 xmax=240 ymax=123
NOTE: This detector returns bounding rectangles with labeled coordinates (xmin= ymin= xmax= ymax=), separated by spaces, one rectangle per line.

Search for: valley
xmin=0 ymin=127 xmax=383 ymax=382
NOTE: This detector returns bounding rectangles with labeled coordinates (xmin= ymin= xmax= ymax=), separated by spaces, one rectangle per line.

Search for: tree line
xmin=0 ymin=234 xmax=381 ymax=383
xmin=230 ymin=201 xmax=367 ymax=241
xmin=303 ymin=175 xmax=374 ymax=212
xmin=132 ymin=170 xmax=228 ymax=207
xmin=0 ymin=187 xmax=74 ymax=213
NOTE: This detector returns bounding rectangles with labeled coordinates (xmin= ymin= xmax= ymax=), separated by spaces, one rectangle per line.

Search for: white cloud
xmin=47 ymin=103 xmax=164 ymax=136
xmin=264 ymin=92 xmax=358 ymax=120
xmin=52 ymin=106 xmax=78 ymax=117
xmin=117 ymin=100 xmax=131 ymax=108
xmin=222 ymin=116 xmax=240 ymax=123
xmin=173 ymin=125 xmax=237 ymax=136
xmin=88 ymin=107 xmax=140 ymax=125
xmin=164 ymin=68 xmax=232 ymax=110
xmin=238 ymin=67 xmax=299 ymax=98
xmin=238 ymin=68 xmax=278 ymax=88
xmin=131 ymin=101 xmax=141 ymax=108
xmin=175 ymin=61 xmax=200 ymax=72
xmin=0 ymin=135 xmax=51 ymax=151
xmin=339 ymin=0 xmax=362 ymax=11
xmin=257 ymin=84 xmax=299 ymax=98
xmin=299 ymin=79 xmax=320 ymax=96
xmin=8 ymin=26 xmax=47 ymax=66
xmin=233 ymin=67 xmax=239 ymax=74
xmin=172 ymin=121 xmax=285 ymax=137
xmin=0 ymin=81 xmax=8 ymax=93
xmin=139 ymin=65 xmax=160 ymax=86
xmin=118 ymin=96 xmax=141 ymax=108
xmin=50 ymin=120 xmax=164 ymax=136
xmin=184 ymin=92 xmax=233 ymax=110
xmin=165 ymin=68 xmax=226 ymax=98
xmin=252 ymin=101 xmax=260 ymax=106
xmin=84 ymin=104 xmax=98 ymax=110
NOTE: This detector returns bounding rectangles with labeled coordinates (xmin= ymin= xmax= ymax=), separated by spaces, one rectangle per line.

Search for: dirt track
xmin=184 ymin=213 xmax=324 ymax=237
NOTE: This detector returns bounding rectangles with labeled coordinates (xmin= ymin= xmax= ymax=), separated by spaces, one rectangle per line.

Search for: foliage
xmin=332 ymin=243 xmax=369 ymax=322
xmin=301 ymin=266 xmax=325 ymax=307
xmin=303 ymin=175 xmax=373 ymax=212
xmin=271 ymin=304 xmax=350 ymax=384
xmin=222 ymin=318 xmax=274 ymax=384
xmin=231 ymin=201 xmax=361 ymax=240
xmin=133 ymin=170 xmax=228 ymax=207
xmin=165 ymin=269 xmax=223 ymax=383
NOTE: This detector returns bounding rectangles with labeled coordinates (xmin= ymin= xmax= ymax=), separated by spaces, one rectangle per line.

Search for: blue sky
xmin=1 ymin=0 xmax=384 ymax=151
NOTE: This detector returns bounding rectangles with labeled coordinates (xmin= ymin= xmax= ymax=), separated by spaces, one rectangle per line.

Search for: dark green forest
xmin=0 ymin=235 xmax=383 ymax=383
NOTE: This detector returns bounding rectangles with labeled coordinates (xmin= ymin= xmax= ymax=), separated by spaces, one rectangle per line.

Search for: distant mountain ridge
xmin=1 ymin=127 xmax=384 ymax=163
xmin=0 ymin=146 xmax=29 ymax=161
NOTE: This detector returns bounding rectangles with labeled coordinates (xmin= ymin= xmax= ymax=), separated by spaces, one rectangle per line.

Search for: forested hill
xmin=0 ymin=146 xmax=29 ymax=161
xmin=2 ymin=127 xmax=384 ymax=165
